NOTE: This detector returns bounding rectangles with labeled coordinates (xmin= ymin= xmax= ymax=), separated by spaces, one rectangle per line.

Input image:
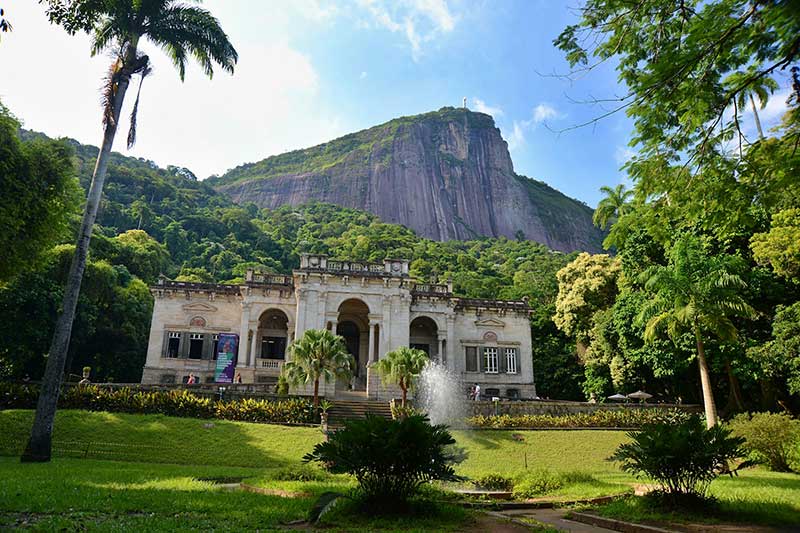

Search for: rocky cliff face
xmin=212 ymin=108 xmax=604 ymax=253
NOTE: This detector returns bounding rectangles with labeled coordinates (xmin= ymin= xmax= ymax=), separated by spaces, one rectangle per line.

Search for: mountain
xmin=210 ymin=107 xmax=605 ymax=253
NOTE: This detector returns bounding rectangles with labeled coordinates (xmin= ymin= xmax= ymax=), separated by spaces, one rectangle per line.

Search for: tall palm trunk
xmin=400 ymin=378 xmax=407 ymax=407
xmin=21 ymin=43 xmax=138 ymax=463
xmin=313 ymin=378 xmax=319 ymax=408
xmin=694 ymin=327 xmax=719 ymax=428
xmin=750 ymin=94 xmax=764 ymax=140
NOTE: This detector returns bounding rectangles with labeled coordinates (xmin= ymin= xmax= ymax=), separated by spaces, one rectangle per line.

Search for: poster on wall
xmin=214 ymin=333 xmax=238 ymax=383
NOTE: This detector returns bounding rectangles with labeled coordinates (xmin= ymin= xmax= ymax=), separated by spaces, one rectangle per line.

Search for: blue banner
xmin=214 ymin=333 xmax=238 ymax=383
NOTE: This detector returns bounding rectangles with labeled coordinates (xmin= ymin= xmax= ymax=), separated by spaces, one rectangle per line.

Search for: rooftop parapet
xmin=298 ymin=253 xmax=409 ymax=277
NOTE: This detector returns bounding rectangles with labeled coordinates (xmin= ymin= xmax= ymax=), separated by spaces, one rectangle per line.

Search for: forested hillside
xmin=2 ymin=121 xmax=588 ymax=396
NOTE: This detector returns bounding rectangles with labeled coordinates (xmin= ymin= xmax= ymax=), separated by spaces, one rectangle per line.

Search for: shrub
xmin=273 ymin=464 xmax=330 ymax=482
xmin=473 ymin=474 xmax=514 ymax=491
xmin=512 ymin=469 xmax=563 ymax=498
xmin=610 ymin=417 xmax=747 ymax=501
xmin=467 ymin=408 xmax=694 ymax=429
xmin=275 ymin=374 xmax=290 ymax=395
xmin=729 ymin=412 xmax=800 ymax=473
xmin=0 ymin=383 xmax=315 ymax=425
xmin=390 ymin=399 xmax=421 ymax=420
xmin=303 ymin=414 xmax=464 ymax=511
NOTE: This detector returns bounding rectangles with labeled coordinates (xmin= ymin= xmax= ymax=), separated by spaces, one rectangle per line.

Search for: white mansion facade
xmin=142 ymin=254 xmax=537 ymax=399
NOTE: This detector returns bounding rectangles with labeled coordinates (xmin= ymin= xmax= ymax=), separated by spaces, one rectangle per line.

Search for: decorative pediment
xmin=182 ymin=302 xmax=218 ymax=313
xmin=474 ymin=317 xmax=506 ymax=328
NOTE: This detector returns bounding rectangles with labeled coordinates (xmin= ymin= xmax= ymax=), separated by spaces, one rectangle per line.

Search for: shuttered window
xmin=465 ymin=346 xmax=478 ymax=372
xmin=166 ymin=332 xmax=180 ymax=358
xmin=505 ymin=348 xmax=518 ymax=374
xmin=484 ymin=347 xmax=498 ymax=374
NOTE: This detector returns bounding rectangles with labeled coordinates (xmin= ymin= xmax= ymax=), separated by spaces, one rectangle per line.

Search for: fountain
xmin=416 ymin=361 xmax=467 ymax=427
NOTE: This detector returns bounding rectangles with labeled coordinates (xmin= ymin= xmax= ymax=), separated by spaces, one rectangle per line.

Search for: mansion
xmin=142 ymin=254 xmax=537 ymax=399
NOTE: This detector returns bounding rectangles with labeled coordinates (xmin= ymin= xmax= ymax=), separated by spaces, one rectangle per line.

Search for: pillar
xmin=438 ymin=336 xmax=445 ymax=364
xmin=368 ymin=322 xmax=377 ymax=362
xmin=446 ymin=315 xmax=455 ymax=369
xmin=250 ymin=330 xmax=259 ymax=368
xmin=237 ymin=304 xmax=251 ymax=369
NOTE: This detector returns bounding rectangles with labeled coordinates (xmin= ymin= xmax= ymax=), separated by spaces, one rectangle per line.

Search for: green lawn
xmin=1 ymin=410 xmax=798 ymax=530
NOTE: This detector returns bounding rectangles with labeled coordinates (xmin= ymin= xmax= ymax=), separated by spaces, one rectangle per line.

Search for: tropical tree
xmin=373 ymin=346 xmax=429 ymax=407
xmin=638 ymin=236 xmax=756 ymax=427
xmin=726 ymin=70 xmax=780 ymax=140
xmin=22 ymin=0 xmax=237 ymax=463
xmin=593 ymin=184 xmax=633 ymax=230
xmin=283 ymin=329 xmax=354 ymax=408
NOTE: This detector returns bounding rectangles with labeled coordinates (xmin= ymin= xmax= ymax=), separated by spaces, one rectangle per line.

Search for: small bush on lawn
xmin=303 ymin=414 xmax=464 ymax=512
xmin=273 ymin=464 xmax=330 ymax=482
xmin=473 ymin=474 xmax=514 ymax=491
xmin=611 ymin=417 xmax=747 ymax=504
xmin=729 ymin=412 xmax=800 ymax=473
xmin=468 ymin=408 xmax=694 ymax=429
xmin=512 ymin=469 xmax=564 ymax=498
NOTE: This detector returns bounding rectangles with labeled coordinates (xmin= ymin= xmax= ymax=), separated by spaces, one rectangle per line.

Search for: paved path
xmin=490 ymin=508 xmax=620 ymax=532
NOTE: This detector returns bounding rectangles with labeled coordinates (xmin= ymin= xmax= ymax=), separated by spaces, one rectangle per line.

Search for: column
xmin=368 ymin=322 xmax=377 ymax=362
xmin=438 ymin=336 xmax=445 ymax=364
xmin=250 ymin=330 xmax=259 ymax=368
xmin=446 ymin=315 xmax=455 ymax=369
xmin=330 ymin=318 xmax=338 ymax=332
xmin=236 ymin=304 xmax=251 ymax=369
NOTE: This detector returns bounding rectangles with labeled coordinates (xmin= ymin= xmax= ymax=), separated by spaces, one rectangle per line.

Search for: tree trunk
xmin=22 ymin=43 xmax=138 ymax=463
xmin=400 ymin=378 xmax=407 ymax=407
xmin=694 ymin=328 xmax=718 ymax=428
xmin=313 ymin=378 xmax=319 ymax=408
xmin=723 ymin=359 xmax=745 ymax=415
xmin=750 ymin=94 xmax=764 ymax=140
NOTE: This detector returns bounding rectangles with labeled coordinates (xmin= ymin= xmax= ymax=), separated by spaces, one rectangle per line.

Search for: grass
xmin=2 ymin=410 xmax=798 ymax=529
xmin=590 ymin=469 xmax=800 ymax=528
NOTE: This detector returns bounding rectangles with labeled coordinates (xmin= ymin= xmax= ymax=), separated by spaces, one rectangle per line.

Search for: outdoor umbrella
xmin=607 ymin=394 xmax=627 ymax=401
xmin=627 ymin=390 xmax=653 ymax=401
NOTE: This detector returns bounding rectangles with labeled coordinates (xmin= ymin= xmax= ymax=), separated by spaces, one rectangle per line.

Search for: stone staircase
xmin=326 ymin=399 xmax=393 ymax=427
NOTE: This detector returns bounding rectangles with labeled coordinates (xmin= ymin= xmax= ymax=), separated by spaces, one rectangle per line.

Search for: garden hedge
xmin=0 ymin=383 xmax=315 ymax=425
xmin=467 ymin=408 xmax=694 ymax=429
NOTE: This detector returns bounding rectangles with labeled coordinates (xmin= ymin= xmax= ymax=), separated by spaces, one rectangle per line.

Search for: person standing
xmin=187 ymin=373 xmax=196 ymax=385
xmin=473 ymin=383 xmax=481 ymax=401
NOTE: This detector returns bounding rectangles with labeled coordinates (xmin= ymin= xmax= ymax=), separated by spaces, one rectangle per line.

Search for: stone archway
xmin=337 ymin=299 xmax=370 ymax=390
xmin=410 ymin=316 xmax=438 ymax=359
xmin=257 ymin=309 xmax=289 ymax=361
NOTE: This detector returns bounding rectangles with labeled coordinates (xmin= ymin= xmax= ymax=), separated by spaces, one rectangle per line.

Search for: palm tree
xmin=22 ymin=1 xmax=237 ymax=463
xmin=638 ymin=236 xmax=755 ymax=428
xmin=593 ymin=184 xmax=633 ymax=230
xmin=727 ymin=71 xmax=779 ymax=140
xmin=283 ymin=329 xmax=355 ymax=408
xmin=373 ymin=347 xmax=429 ymax=407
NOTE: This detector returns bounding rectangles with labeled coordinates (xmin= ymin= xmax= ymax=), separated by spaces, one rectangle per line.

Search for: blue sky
xmin=0 ymin=1 xmax=791 ymax=208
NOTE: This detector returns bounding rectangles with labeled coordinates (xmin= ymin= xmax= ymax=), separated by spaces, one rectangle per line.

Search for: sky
xmin=0 ymin=0 xmax=793 ymax=208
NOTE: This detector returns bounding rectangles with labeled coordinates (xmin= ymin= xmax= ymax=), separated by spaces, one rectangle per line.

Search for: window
xmin=166 ymin=332 xmax=180 ymax=358
xmin=465 ymin=346 xmax=478 ymax=372
xmin=160 ymin=374 xmax=176 ymax=384
xmin=485 ymin=388 xmax=500 ymax=398
xmin=261 ymin=336 xmax=286 ymax=359
xmin=505 ymin=348 xmax=517 ymax=374
xmin=189 ymin=333 xmax=204 ymax=359
xmin=484 ymin=347 xmax=498 ymax=374
xmin=506 ymin=388 xmax=520 ymax=400
xmin=212 ymin=334 xmax=220 ymax=360
xmin=411 ymin=343 xmax=430 ymax=356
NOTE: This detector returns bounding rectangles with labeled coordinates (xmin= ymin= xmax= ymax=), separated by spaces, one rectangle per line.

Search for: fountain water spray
xmin=416 ymin=361 xmax=467 ymax=427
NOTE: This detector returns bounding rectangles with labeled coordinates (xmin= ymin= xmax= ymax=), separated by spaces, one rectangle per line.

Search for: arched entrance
xmin=410 ymin=316 xmax=438 ymax=359
xmin=257 ymin=309 xmax=289 ymax=361
xmin=337 ymin=299 xmax=370 ymax=390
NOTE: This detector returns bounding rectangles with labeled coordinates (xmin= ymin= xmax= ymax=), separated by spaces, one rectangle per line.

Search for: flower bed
xmin=468 ymin=408 xmax=693 ymax=429
xmin=0 ymin=383 xmax=315 ymax=425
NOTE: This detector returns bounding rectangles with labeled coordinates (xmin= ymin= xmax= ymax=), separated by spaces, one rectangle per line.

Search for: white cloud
xmin=0 ymin=2 xmax=348 ymax=180
xmin=472 ymin=98 xmax=503 ymax=117
xmin=506 ymin=121 xmax=526 ymax=151
xmin=360 ymin=71 xmax=368 ymax=80
xmin=532 ymin=103 xmax=561 ymax=123
xmin=355 ymin=0 xmax=458 ymax=61
xmin=614 ymin=146 xmax=635 ymax=165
